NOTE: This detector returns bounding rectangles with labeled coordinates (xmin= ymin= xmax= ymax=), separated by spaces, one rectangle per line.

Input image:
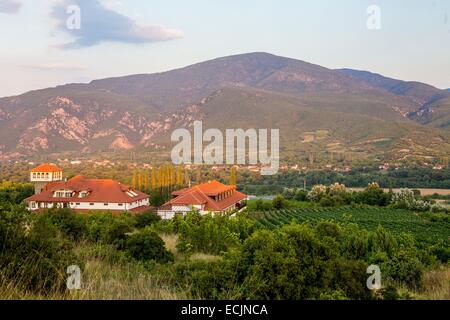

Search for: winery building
xmin=26 ymin=163 xmax=150 ymax=213
xmin=158 ymin=180 xmax=247 ymax=220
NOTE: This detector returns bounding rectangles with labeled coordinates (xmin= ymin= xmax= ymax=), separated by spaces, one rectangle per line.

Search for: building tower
xmin=30 ymin=163 xmax=63 ymax=194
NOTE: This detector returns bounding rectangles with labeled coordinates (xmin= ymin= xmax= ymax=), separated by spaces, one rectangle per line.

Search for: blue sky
xmin=0 ymin=0 xmax=449 ymax=97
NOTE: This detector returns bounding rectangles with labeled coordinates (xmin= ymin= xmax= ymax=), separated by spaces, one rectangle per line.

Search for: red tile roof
xmin=31 ymin=163 xmax=62 ymax=173
xmin=164 ymin=180 xmax=247 ymax=212
xmin=196 ymin=180 xmax=237 ymax=196
xmin=26 ymin=175 xmax=149 ymax=204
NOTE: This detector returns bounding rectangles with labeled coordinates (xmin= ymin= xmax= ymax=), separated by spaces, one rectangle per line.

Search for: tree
xmin=144 ymin=170 xmax=150 ymax=192
xmin=138 ymin=171 xmax=144 ymax=191
xmin=272 ymin=195 xmax=287 ymax=209
xmin=125 ymin=229 xmax=174 ymax=263
xmin=176 ymin=166 xmax=184 ymax=187
xmin=151 ymin=167 xmax=158 ymax=190
xmin=132 ymin=171 xmax=138 ymax=190
xmin=230 ymin=166 xmax=237 ymax=186
xmin=134 ymin=210 xmax=161 ymax=229
xmin=307 ymin=185 xmax=327 ymax=202
xmin=169 ymin=164 xmax=176 ymax=186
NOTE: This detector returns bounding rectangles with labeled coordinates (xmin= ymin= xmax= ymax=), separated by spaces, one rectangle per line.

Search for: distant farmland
xmin=349 ymin=188 xmax=450 ymax=196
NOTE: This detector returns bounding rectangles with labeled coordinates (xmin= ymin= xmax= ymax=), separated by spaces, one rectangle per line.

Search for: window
xmin=76 ymin=203 xmax=80 ymax=206
xmin=126 ymin=191 xmax=138 ymax=198
xmin=79 ymin=192 xmax=86 ymax=198
xmin=90 ymin=203 xmax=94 ymax=206
xmin=104 ymin=203 xmax=109 ymax=206
xmin=31 ymin=202 xmax=36 ymax=208
xmin=118 ymin=203 xmax=123 ymax=207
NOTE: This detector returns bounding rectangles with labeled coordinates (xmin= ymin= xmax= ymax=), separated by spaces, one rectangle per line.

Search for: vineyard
xmin=249 ymin=206 xmax=450 ymax=247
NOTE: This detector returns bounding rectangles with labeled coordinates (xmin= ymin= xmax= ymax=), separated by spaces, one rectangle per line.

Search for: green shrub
xmin=174 ymin=258 xmax=242 ymax=300
xmin=134 ymin=210 xmax=161 ymax=229
xmin=0 ymin=181 xmax=34 ymax=205
xmin=230 ymin=223 xmax=372 ymax=299
xmin=0 ymin=207 xmax=79 ymax=294
xmin=85 ymin=213 xmax=133 ymax=247
xmin=176 ymin=212 xmax=255 ymax=255
xmin=272 ymin=195 xmax=287 ymax=209
xmin=124 ymin=229 xmax=174 ymax=263
xmin=253 ymin=199 xmax=273 ymax=211
xmin=355 ymin=188 xmax=390 ymax=206
xmin=283 ymin=188 xmax=308 ymax=201
xmin=38 ymin=208 xmax=88 ymax=241
xmin=319 ymin=194 xmax=343 ymax=207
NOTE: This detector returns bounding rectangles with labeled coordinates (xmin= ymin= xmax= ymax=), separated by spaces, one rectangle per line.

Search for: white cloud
xmin=0 ymin=0 xmax=21 ymax=14
xmin=51 ymin=0 xmax=183 ymax=49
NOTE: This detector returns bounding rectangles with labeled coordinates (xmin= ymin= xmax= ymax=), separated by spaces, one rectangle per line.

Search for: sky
xmin=0 ymin=0 xmax=449 ymax=97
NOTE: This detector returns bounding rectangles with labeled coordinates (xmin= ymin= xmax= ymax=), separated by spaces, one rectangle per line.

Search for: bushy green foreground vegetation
xmin=0 ymin=181 xmax=34 ymax=206
xmin=250 ymin=207 xmax=449 ymax=255
xmin=1 ymin=206 xmax=449 ymax=300
xmin=0 ymin=182 xmax=449 ymax=300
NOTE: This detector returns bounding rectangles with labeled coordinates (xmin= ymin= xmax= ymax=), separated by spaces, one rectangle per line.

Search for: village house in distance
xmin=26 ymin=163 xmax=151 ymax=213
xmin=158 ymin=180 xmax=248 ymax=220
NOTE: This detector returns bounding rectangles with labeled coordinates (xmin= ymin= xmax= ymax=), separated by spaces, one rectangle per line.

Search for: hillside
xmin=409 ymin=97 xmax=450 ymax=129
xmin=156 ymin=86 xmax=450 ymax=164
xmin=337 ymin=69 xmax=448 ymax=110
xmin=0 ymin=52 xmax=449 ymax=164
xmin=89 ymin=52 xmax=382 ymax=112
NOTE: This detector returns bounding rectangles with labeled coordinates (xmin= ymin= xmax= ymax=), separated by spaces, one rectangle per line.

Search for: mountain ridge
xmin=1 ymin=52 xmax=449 ymax=164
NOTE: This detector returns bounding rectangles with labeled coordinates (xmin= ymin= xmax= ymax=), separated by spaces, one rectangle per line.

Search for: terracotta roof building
xmin=31 ymin=163 xmax=63 ymax=173
xmin=26 ymin=175 xmax=150 ymax=214
xmin=30 ymin=163 xmax=63 ymax=194
xmin=158 ymin=180 xmax=247 ymax=220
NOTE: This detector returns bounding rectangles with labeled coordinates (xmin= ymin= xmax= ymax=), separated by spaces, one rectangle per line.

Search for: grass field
xmin=249 ymin=206 xmax=450 ymax=247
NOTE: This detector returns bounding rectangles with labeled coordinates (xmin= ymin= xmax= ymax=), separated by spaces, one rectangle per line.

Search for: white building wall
xmin=69 ymin=198 xmax=149 ymax=211
xmin=158 ymin=211 xmax=176 ymax=220
xmin=157 ymin=205 xmax=195 ymax=220
xmin=30 ymin=171 xmax=62 ymax=182
xmin=28 ymin=198 xmax=149 ymax=212
xmin=157 ymin=201 xmax=244 ymax=220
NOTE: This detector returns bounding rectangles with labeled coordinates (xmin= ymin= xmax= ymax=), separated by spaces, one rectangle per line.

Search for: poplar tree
xmin=176 ymin=166 xmax=184 ymax=186
xmin=132 ymin=171 xmax=138 ymax=190
xmin=151 ymin=167 xmax=158 ymax=190
xmin=138 ymin=171 xmax=144 ymax=191
xmin=230 ymin=166 xmax=237 ymax=186
xmin=144 ymin=170 xmax=150 ymax=192
xmin=185 ymin=169 xmax=191 ymax=187
xmin=170 ymin=164 xmax=176 ymax=186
